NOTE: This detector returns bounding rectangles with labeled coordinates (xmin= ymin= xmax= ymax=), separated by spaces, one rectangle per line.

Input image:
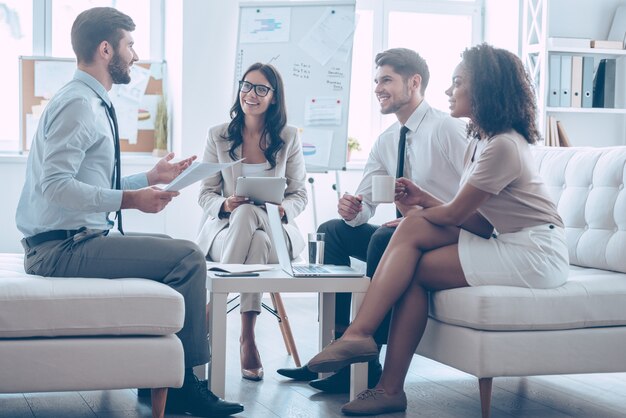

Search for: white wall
xmin=483 ymin=0 xmax=520 ymax=53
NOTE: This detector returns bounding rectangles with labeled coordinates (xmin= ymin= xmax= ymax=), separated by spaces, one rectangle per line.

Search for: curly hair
xmin=462 ymin=43 xmax=540 ymax=144
xmin=223 ymin=63 xmax=287 ymax=169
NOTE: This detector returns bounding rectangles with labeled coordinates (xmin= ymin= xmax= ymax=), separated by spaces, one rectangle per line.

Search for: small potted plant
xmin=152 ymin=95 xmax=168 ymax=157
xmin=347 ymin=136 xmax=361 ymax=161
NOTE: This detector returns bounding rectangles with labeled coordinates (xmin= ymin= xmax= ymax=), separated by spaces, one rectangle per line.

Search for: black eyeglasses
xmin=239 ymin=80 xmax=274 ymax=97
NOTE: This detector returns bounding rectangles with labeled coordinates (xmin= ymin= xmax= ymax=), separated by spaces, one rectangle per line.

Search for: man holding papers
xmin=15 ymin=7 xmax=243 ymax=417
xmin=165 ymin=160 xmax=242 ymax=192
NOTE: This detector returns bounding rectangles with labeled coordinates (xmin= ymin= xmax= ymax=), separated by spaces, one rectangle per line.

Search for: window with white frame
xmin=0 ymin=1 xmax=33 ymax=152
xmin=50 ymin=0 xmax=152 ymax=59
xmin=347 ymin=0 xmax=482 ymax=161
xmin=0 ymin=0 xmax=159 ymax=152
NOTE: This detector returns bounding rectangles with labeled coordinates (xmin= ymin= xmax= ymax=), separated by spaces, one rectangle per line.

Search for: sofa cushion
xmin=533 ymin=146 xmax=626 ymax=273
xmin=430 ymin=265 xmax=626 ymax=331
xmin=0 ymin=253 xmax=185 ymax=338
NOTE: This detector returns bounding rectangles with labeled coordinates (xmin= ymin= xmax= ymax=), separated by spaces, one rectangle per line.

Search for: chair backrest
xmin=533 ymin=146 xmax=626 ymax=273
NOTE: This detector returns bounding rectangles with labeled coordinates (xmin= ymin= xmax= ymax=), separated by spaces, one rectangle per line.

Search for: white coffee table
xmin=204 ymin=267 xmax=370 ymax=400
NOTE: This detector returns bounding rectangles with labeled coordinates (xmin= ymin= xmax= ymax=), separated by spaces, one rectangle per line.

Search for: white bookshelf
xmin=522 ymin=0 xmax=626 ymax=147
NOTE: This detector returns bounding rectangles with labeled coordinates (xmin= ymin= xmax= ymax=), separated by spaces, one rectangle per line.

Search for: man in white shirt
xmin=15 ymin=7 xmax=242 ymax=417
xmin=277 ymin=48 xmax=467 ymax=393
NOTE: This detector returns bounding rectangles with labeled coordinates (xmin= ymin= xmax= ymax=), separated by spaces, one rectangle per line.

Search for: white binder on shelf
xmin=559 ymin=55 xmax=572 ymax=107
xmin=571 ymin=56 xmax=583 ymax=108
xmin=581 ymin=56 xmax=594 ymax=108
xmin=548 ymin=54 xmax=561 ymax=107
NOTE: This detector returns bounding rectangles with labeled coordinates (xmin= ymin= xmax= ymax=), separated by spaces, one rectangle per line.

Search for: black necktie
xmin=104 ymin=103 xmax=124 ymax=234
xmin=395 ymin=126 xmax=409 ymax=218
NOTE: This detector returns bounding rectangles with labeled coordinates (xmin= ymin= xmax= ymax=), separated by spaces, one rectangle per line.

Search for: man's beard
xmin=380 ymin=84 xmax=412 ymax=115
xmin=108 ymin=52 xmax=131 ymax=84
xmin=381 ymin=96 xmax=411 ymax=115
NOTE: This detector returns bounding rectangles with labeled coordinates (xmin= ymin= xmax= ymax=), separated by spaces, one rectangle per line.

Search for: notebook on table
xmin=265 ymin=203 xmax=364 ymax=278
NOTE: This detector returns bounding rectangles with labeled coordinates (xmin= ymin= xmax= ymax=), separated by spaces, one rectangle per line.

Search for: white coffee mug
xmin=371 ymin=175 xmax=395 ymax=203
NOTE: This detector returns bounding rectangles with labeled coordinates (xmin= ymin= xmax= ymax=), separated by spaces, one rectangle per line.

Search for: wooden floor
xmin=1 ymin=295 xmax=625 ymax=418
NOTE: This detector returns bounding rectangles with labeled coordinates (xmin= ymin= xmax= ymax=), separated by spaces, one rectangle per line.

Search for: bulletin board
xmin=19 ymin=56 xmax=166 ymax=153
xmin=236 ymin=1 xmax=356 ymax=171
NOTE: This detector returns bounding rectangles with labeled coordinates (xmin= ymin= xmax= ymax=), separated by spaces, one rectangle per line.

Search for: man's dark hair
xmin=71 ymin=7 xmax=135 ymax=64
xmin=462 ymin=43 xmax=540 ymax=144
xmin=375 ymin=48 xmax=430 ymax=94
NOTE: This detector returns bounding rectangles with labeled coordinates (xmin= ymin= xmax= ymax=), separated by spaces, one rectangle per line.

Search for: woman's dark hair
xmin=71 ymin=7 xmax=135 ymax=64
xmin=462 ymin=43 xmax=540 ymax=144
xmin=223 ymin=63 xmax=287 ymax=169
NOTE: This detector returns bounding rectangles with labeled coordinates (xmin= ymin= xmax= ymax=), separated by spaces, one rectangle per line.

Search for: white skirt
xmin=458 ymin=223 xmax=569 ymax=289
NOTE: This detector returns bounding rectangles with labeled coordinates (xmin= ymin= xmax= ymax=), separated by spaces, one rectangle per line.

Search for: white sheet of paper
xmin=137 ymin=94 xmax=160 ymax=130
xmin=304 ymin=96 xmax=343 ymax=125
xmin=240 ymin=7 xmax=291 ymax=43
xmin=113 ymin=65 xmax=151 ymax=103
xmin=34 ymin=61 xmax=75 ymax=99
xmin=207 ymin=262 xmax=274 ymax=274
xmin=164 ymin=160 xmax=243 ymax=192
xmin=109 ymin=92 xmax=139 ymax=144
xmin=297 ymin=8 xmax=356 ymax=65
xmin=25 ymin=113 xmax=40 ymax=150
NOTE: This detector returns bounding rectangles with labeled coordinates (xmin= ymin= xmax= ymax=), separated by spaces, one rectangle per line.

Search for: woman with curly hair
xmin=196 ymin=63 xmax=307 ymax=381
xmin=306 ymin=43 xmax=569 ymax=415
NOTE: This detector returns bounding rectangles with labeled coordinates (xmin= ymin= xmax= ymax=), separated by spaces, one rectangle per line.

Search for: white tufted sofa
xmin=415 ymin=146 xmax=626 ymax=418
xmin=0 ymin=253 xmax=185 ymax=418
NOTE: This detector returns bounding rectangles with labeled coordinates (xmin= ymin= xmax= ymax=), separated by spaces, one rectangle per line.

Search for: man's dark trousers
xmin=317 ymin=219 xmax=394 ymax=344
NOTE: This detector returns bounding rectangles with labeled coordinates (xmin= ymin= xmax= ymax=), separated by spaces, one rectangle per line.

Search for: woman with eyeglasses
xmin=196 ymin=63 xmax=307 ymax=381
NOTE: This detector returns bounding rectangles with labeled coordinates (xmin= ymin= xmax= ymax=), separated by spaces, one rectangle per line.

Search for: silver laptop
xmin=266 ymin=203 xmax=364 ymax=278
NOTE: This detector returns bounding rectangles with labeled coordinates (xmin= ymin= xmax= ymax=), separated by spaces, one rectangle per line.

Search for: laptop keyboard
xmin=294 ymin=265 xmax=331 ymax=274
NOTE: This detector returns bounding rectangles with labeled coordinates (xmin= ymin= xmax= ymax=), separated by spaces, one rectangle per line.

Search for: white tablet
xmin=235 ymin=177 xmax=286 ymax=205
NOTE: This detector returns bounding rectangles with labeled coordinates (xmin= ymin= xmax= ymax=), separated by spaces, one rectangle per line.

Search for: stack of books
xmin=545 ymin=116 xmax=571 ymax=147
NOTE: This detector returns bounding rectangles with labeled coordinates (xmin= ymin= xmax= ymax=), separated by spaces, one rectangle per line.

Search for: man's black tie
xmin=104 ymin=103 xmax=124 ymax=234
xmin=395 ymin=125 xmax=409 ymax=218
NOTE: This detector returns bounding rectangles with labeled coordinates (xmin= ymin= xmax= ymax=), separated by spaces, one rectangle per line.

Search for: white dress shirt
xmin=16 ymin=70 xmax=147 ymax=237
xmin=347 ymin=100 xmax=468 ymax=227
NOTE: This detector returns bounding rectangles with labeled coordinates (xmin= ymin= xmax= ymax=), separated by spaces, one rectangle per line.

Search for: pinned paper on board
xmin=113 ymin=65 xmax=151 ymax=103
xmin=110 ymin=91 xmax=139 ymax=144
xmin=34 ymin=61 xmax=74 ymax=98
xmin=304 ymin=96 xmax=342 ymax=125
xmin=297 ymin=7 xmax=355 ymax=65
xmin=299 ymin=127 xmax=333 ymax=168
xmin=137 ymin=94 xmax=160 ymax=130
xmin=240 ymin=7 xmax=291 ymax=43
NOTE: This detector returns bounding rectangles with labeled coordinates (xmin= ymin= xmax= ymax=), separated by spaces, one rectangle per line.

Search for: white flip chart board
xmin=236 ymin=1 xmax=356 ymax=171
